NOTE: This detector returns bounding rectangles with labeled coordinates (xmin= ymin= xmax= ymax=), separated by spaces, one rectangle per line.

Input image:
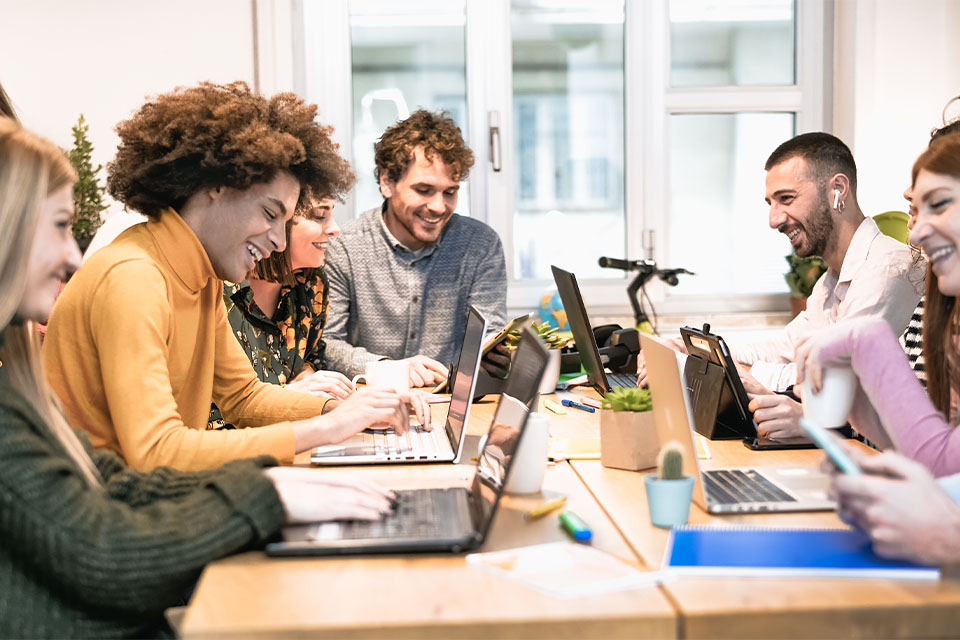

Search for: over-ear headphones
xmin=833 ymin=187 xmax=841 ymax=209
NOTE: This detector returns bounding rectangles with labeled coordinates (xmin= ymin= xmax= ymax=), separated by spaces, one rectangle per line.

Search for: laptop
xmin=641 ymin=332 xmax=834 ymax=514
xmin=267 ymin=327 xmax=550 ymax=556
xmin=311 ymin=305 xmax=488 ymax=465
xmin=551 ymin=265 xmax=638 ymax=393
xmin=680 ymin=325 xmax=815 ymax=450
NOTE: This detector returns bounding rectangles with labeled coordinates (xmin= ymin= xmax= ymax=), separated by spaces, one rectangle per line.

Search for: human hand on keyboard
xmin=323 ymin=387 xmax=414 ymax=440
xmin=264 ymin=467 xmax=394 ymax=523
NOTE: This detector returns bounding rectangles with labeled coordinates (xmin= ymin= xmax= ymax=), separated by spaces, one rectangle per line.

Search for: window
xmin=293 ymin=0 xmax=830 ymax=316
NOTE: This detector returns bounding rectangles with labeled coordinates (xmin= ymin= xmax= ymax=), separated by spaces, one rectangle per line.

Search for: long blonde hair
xmin=0 ymin=118 xmax=103 ymax=489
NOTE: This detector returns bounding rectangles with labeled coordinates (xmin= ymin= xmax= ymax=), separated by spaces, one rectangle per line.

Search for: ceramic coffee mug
xmin=351 ymin=360 xmax=410 ymax=393
xmin=802 ymin=366 xmax=857 ymax=428
xmin=504 ymin=412 xmax=550 ymax=494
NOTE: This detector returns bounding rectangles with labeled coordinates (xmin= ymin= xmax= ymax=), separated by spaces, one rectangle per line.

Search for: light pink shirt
xmin=731 ymin=217 xmax=924 ymax=390
xmin=816 ymin=317 xmax=960 ymax=477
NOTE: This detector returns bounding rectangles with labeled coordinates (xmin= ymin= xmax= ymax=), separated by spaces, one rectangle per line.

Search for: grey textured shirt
xmin=323 ymin=206 xmax=507 ymax=377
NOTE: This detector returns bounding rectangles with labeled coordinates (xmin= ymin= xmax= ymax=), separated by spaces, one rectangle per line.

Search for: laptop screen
xmin=445 ymin=306 xmax=487 ymax=447
xmin=551 ymin=265 xmax=609 ymax=394
xmin=468 ymin=327 xmax=548 ymax=537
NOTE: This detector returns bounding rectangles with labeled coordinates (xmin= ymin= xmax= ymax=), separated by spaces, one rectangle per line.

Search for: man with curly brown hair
xmin=43 ymin=82 xmax=428 ymax=471
xmin=324 ymin=109 xmax=507 ymax=384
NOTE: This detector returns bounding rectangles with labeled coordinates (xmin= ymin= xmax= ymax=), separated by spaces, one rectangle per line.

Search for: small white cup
xmin=504 ymin=412 xmax=550 ymax=495
xmin=352 ymin=360 xmax=410 ymax=393
xmin=802 ymin=367 xmax=857 ymax=428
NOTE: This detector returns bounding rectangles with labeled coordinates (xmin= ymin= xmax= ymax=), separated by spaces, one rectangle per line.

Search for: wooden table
xmin=571 ymin=442 xmax=960 ymax=639
xmin=181 ymin=396 xmax=676 ymax=639
xmin=182 ymin=392 xmax=960 ymax=638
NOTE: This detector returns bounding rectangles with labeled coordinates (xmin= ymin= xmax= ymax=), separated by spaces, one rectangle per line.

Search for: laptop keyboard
xmin=703 ymin=469 xmax=797 ymax=505
xmin=308 ymin=489 xmax=461 ymax=541
xmin=608 ymin=372 xmax=639 ymax=388
xmin=362 ymin=425 xmax=445 ymax=460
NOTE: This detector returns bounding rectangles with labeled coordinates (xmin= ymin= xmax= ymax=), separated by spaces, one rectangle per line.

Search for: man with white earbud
xmin=730 ymin=132 xmax=926 ymax=438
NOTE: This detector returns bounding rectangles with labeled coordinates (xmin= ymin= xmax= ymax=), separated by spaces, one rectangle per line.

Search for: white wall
xmin=834 ymin=0 xmax=960 ymax=216
xmin=0 ymin=0 xmax=257 ymax=217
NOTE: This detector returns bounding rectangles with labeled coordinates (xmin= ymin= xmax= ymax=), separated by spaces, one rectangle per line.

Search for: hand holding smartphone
xmin=800 ymin=417 xmax=861 ymax=475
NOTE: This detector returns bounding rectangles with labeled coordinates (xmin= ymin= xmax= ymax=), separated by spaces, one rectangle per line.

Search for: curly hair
xmin=374 ymin=109 xmax=474 ymax=185
xmin=107 ymin=82 xmax=354 ymax=219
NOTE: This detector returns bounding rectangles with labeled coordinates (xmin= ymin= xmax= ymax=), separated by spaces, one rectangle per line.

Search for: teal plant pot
xmin=644 ymin=473 xmax=694 ymax=528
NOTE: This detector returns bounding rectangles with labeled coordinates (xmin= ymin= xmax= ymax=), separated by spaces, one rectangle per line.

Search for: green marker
xmin=559 ymin=510 xmax=593 ymax=542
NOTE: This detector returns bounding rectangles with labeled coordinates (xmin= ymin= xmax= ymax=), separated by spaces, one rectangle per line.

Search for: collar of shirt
xmin=228 ymin=268 xmax=324 ymax=325
xmin=149 ymin=208 xmax=218 ymax=293
xmin=377 ymin=204 xmax=439 ymax=262
xmin=836 ymin=216 xmax=883 ymax=286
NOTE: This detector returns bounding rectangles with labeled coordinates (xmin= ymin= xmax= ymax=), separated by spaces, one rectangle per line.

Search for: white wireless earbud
xmin=833 ymin=188 xmax=840 ymax=209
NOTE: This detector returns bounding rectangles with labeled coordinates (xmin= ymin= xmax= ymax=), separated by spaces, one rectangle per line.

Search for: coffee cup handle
xmin=351 ymin=374 xmax=367 ymax=389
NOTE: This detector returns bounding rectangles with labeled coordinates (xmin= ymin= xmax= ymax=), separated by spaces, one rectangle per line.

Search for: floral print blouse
xmin=208 ymin=268 xmax=329 ymax=429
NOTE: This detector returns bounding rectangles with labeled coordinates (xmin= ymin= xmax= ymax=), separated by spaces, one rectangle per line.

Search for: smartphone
xmin=799 ymin=417 xmax=862 ymax=474
xmin=432 ymin=313 xmax=533 ymax=393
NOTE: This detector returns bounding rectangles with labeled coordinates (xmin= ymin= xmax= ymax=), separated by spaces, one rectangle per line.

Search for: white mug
xmin=351 ymin=360 xmax=410 ymax=393
xmin=504 ymin=412 xmax=550 ymax=495
xmin=802 ymin=367 xmax=857 ymax=428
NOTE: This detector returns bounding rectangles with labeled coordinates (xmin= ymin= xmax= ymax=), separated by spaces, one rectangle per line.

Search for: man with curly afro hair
xmin=44 ymin=82 xmax=429 ymax=472
xmin=323 ymin=109 xmax=507 ymax=385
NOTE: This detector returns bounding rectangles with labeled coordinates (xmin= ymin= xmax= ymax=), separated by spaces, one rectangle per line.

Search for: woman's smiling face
xmin=289 ymin=198 xmax=340 ymax=270
xmin=909 ymin=169 xmax=960 ymax=295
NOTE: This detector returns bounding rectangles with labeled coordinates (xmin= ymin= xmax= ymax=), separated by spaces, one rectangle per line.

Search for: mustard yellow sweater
xmin=44 ymin=210 xmax=329 ymax=471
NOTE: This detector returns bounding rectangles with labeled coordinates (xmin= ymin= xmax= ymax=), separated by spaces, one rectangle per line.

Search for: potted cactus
xmin=599 ymin=387 xmax=659 ymax=471
xmin=643 ymin=441 xmax=695 ymax=528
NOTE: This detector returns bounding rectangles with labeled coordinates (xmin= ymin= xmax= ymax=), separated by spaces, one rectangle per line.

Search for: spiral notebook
xmin=662 ymin=526 xmax=939 ymax=580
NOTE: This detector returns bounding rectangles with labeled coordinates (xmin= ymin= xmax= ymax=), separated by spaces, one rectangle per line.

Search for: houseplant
xmin=67 ymin=114 xmax=108 ymax=253
xmin=505 ymin=320 xmax=569 ymax=392
xmin=784 ymin=254 xmax=826 ymax=317
xmin=599 ymin=387 xmax=659 ymax=471
xmin=643 ymin=441 xmax=695 ymax=528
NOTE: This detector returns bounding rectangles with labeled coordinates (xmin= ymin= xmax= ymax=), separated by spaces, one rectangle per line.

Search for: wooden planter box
xmin=600 ymin=409 xmax=659 ymax=471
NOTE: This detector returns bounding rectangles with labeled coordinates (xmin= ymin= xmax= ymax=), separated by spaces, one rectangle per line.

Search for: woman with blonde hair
xmin=0 ymin=118 xmax=394 ymax=637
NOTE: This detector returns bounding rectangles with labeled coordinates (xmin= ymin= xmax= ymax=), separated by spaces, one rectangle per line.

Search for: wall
xmin=0 ymin=0 xmax=257 ymax=218
xmin=833 ymin=0 xmax=960 ymax=216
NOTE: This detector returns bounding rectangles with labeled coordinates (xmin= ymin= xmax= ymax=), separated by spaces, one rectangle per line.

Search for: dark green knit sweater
xmin=0 ymin=368 xmax=287 ymax=638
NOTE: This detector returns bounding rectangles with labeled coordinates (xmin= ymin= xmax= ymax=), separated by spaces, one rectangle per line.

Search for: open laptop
xmin=680 ymin=325 xmax=815 ymax=450
xmin=311 ymin=306 xmax=488 ymax=465
xmin=641 ymin=332 xmax=833 ymax=514
xmin=267 ymin=327 xmax=549 ymax=556
xmin=551 ymin=265 xmax=638 ymax=393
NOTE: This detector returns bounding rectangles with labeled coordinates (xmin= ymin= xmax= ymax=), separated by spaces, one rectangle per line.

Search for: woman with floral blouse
xmin=211 ymin=196 xmax=354 ymax=428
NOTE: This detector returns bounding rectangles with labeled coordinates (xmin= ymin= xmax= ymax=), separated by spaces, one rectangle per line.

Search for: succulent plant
xmin=601 ymin=386 xmax=652 ymax=412
xmin=657 ymin=441 xmax=685 ymax=480
xmin=503 ymin=320 xmax=569 ymax=350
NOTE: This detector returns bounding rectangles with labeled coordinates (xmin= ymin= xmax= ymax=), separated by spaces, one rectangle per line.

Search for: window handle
xmin=488 ymin=110 xmax=502 ymax=172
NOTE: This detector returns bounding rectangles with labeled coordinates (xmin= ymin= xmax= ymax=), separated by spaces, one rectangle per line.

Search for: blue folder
xmin=663 ymin=526 xmax=939 ymax=580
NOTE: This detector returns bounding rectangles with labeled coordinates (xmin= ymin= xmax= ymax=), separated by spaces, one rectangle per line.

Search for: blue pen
xmin=561 ymin=399 xmax=596 ymax=413
xmin=559 ymin=510 xmax=593 ymax=542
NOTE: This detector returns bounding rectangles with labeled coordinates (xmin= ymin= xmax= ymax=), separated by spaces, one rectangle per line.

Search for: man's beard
xmin=796 ymin=193 xmax=834 ymax=258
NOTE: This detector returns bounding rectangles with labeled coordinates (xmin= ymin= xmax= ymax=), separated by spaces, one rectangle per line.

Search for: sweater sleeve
xmin=466 ymin=231 xmax=508 ymax=331
xmin=322 ymin=237 xmax=385 ymax=376
xmin=817 ymin=316 xmax=960 ymax=476
xmin=0 ymin=406 xmax=286 ymax=614
xmin=90 ymin=261 xmax=320 ymax=470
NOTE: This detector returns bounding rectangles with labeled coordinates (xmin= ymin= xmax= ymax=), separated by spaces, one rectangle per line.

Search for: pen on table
xmin=524 ymin=496 xmax=567 ymax=520
xmin=559 ymin=510 xmax=593 ymax=542
xmin=561 ymin=399 xmax=595 ymax=413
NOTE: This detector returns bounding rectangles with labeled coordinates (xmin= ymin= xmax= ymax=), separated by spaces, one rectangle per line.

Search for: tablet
xmin=680 ymin=325 xmax=816 ymax=450
xmin=431 ymin=313 xmax=532 ymax=393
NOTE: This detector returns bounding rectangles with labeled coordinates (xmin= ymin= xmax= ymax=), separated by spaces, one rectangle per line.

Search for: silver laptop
xmin=267 ymin=327 xmax=549 ymax=556
xmin=311 ymin=306 xmax=487 ymax=465
xmin=641 ymin=333 xmax=834 ymax=514
xmin=552 ymin=265 xmax=638 ymax=393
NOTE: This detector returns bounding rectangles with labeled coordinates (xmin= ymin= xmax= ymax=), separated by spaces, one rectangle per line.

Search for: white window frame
xmin=282 ymin=0 xmax=832 ymax=317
